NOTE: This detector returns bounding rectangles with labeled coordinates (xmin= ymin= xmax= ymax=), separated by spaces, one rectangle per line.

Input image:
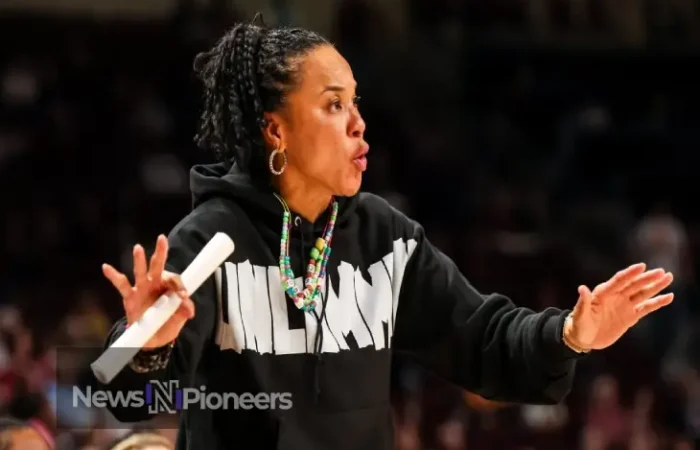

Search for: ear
xmin=260 ymin=111 xmax=287 ymax=152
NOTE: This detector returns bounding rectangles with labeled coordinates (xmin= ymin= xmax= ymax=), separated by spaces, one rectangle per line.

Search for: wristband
xmin=562 ymin=314 xmax=591 ymax=354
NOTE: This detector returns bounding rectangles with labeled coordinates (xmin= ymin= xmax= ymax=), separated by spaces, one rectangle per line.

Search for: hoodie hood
xmin=189 ymin=162 xmax=357 ymax=231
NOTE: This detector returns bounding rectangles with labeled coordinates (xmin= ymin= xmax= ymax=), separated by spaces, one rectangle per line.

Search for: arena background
xmin=1 ymin=0 xmax=699 ymax=448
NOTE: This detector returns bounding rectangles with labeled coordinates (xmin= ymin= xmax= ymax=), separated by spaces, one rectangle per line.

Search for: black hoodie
xmin=99 ymin=162 xmax=584 ymax=450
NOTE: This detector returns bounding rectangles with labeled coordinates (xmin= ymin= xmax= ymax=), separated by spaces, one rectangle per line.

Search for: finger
xmin=635 ymin=293 xmax=674 ymax=318
xmin=179 ymin=297 xmax=196 ymax=320
xmin=630 ymin=273 xmax=674 ymax=304
xmin=133 ymin=244 xmax=148 ymax=286
xmin=102 ymin=264 xmax=132 ymax=298
xmin=172 ymin=290 xmax=195 ymax=321
xmin=599 ymin=263 xmax=647 ymax=294
xmin=574 ymin=285 xmax=594 ymax=318
xmin=621 ymin=269 xmax=666 ymax=298
xmin=578 ymin=285 xmax=592 ymax=298
xmin=163 ymin=273 xmax=186 ymax=294
xmin=578 ymin=285 xmax=593 ymax=305
xmin=148 ymin=235 xmax=169 ymax=284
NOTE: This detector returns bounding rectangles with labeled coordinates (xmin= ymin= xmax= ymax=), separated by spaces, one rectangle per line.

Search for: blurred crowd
xmin=0 ymin=0 xmax=699 ymax=448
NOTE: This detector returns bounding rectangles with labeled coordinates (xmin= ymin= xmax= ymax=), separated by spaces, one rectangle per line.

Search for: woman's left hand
xmin=565 ymin=263 xmax=674 ymax=351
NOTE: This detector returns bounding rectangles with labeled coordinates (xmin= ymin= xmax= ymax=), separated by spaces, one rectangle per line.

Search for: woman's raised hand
xmin=102 ymin=235 xmax=195 ymax=349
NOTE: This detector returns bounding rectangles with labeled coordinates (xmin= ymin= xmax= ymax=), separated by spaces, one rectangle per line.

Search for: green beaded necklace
xmin=274 ymin=193 xmax=339 ymax=312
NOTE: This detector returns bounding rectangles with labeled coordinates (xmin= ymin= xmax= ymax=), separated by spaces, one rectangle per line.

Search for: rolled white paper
xmin=91 ymin=232 xmax=235 ymax=384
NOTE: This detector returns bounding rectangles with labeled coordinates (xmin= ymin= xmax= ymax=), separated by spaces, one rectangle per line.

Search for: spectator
xmin=104 ymin=430 xmax=173 ymax=450
xmin=0 ymin=417 xmax=53 ymax=450
xmin=632 ymin=202 xmax=694 ymax=360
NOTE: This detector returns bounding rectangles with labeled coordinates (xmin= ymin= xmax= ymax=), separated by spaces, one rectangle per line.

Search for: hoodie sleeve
xmin=391 ymin=215 xmax=585 ymax=404
xmin=97 ymin=208 xmax=220 ymax=423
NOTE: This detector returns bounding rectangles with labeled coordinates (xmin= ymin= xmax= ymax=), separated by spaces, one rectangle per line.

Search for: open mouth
xmin=353 ymin=145 xmax=369 ymax=171
xmin=353 ymin=155 xmax=367 ymax=171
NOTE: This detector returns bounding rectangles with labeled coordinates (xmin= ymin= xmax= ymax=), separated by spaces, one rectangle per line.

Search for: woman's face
xmin=265 ymin=45 xmax=369 ymax=197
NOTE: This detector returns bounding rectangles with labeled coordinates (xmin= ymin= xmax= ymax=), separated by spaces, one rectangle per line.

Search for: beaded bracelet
xmin=128 ymin=340 xmax=176 ymax=373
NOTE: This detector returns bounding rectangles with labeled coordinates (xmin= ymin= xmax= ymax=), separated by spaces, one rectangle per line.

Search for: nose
xmin=349 ymin=108 xmax=365 ymax=138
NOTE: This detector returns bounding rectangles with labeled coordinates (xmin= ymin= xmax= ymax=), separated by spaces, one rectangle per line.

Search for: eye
xmin=330 ymin=99 xmax=343 ymax=112
xmin=353 ymin=96 xmax=361 ymax=107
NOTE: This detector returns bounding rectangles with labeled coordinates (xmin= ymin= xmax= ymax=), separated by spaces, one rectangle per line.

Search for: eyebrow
xmin=321 ymin=83 xmax=357 ymax=94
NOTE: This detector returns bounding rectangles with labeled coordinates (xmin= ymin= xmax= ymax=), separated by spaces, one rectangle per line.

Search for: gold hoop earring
xmin=269 ymin=149 xmax=287 ymax=175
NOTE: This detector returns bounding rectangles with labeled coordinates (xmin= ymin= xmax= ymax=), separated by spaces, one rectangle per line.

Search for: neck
xmin=275 ymin=172 xmax=332 ymax=223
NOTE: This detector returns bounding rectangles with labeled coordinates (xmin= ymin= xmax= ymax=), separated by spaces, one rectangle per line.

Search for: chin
xmin=335 ymin=176 xmax=362 ymax=197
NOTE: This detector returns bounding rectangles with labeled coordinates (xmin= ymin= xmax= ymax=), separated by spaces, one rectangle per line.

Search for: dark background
xmin=0 ymin=0 xmax=699 ymax=448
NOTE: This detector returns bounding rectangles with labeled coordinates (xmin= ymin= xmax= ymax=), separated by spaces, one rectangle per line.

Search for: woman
xmin=99 ymin=20 xmax=674 ymax=450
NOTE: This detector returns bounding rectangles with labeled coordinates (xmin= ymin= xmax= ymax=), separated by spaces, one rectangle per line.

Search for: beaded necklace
xmin=274 ymin=193 xmax=339 ymax=312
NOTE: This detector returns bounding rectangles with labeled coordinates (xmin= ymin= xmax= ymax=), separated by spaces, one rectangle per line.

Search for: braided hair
xmin=193 ymin=18 xmax=329 ymax=178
